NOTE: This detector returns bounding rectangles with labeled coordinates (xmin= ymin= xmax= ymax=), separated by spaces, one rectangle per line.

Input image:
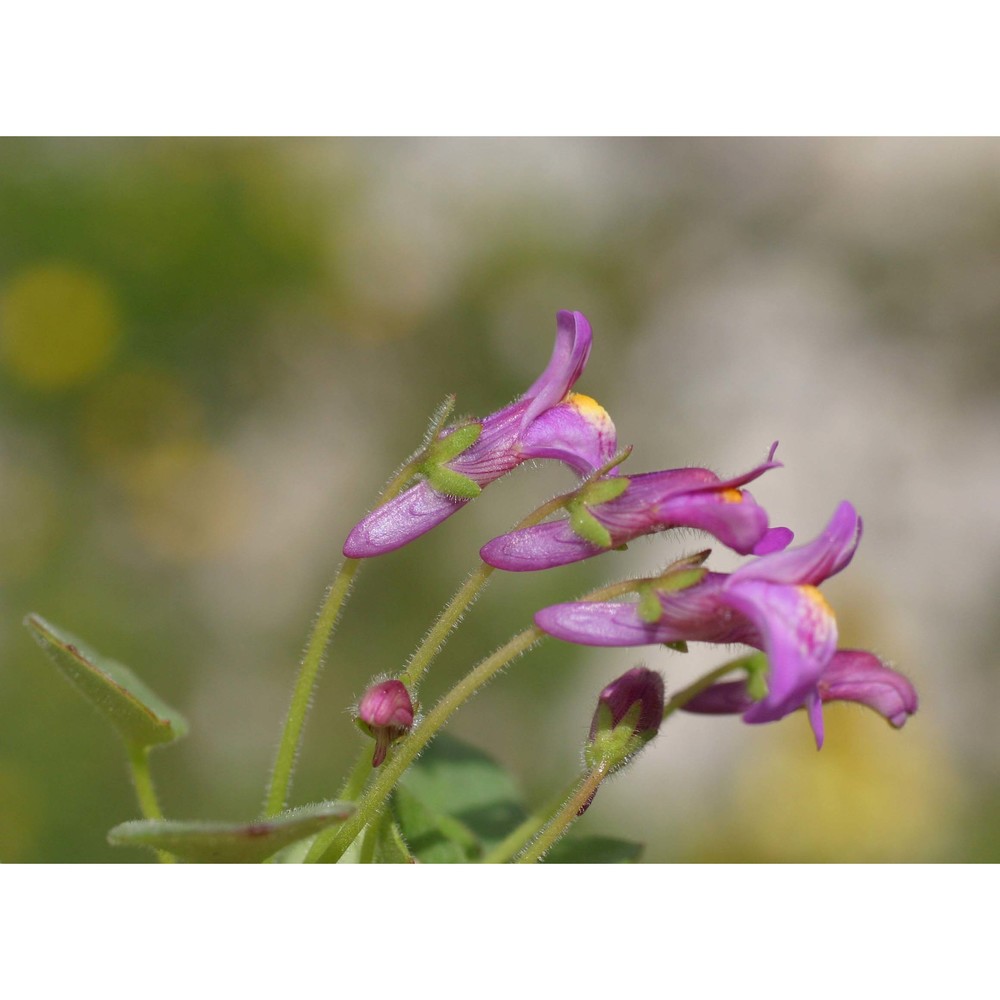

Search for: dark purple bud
xmin=582 ymin=667 xmax=665 ymax=800
xmin=589 ymin=667 xmax=665 ymax=743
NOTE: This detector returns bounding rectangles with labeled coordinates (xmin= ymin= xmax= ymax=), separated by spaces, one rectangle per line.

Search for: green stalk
xmin=661 ymin=654 xmax=759 ymax=721
xmin=263 ymin=456 xmax=422 ymax=817
xmin=515 ymin=764 xmax=608 ymax=864
xmin=126 ymin=744 xmax=173 ymax=864
xmin=480 ymin=778 xmax=580 ymax=864
xmin=264 ymin=557 xmax=361 ymax=816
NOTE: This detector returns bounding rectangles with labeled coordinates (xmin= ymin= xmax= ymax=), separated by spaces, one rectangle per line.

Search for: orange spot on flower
xmin=567 ymin=392 xmax=613 ymax=427
xmin=799 ymin=584 xmax=835 ymax=619
xmin=719 ymin=488 xmax=744 ymax=503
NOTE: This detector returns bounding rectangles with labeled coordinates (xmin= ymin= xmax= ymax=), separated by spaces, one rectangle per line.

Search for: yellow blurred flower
xmin=0 ymin=263 xmax=121 ymax=389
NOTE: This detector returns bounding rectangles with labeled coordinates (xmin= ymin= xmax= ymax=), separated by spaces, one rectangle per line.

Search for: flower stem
xmin=515 ymin=764 xmax=608 ymax=864
xmin=263 ymin=457 xmax=422 ymax=818
xmin=397 ymin=562 xmax=494 ymax=692
xmin=480 ymin=778 xmax=580 ymax=864
xmin=661 ymin=653 xmax=760 ymax=721
xmin=126 ymin=744 xmax=173 ymax=864
xmin=340 ymin=746 xmax=377 ymax=801
xmin=264 ymin=557 xmax=361 ymax=817
xmin=401 ymin=476 xmax=603 ymax=695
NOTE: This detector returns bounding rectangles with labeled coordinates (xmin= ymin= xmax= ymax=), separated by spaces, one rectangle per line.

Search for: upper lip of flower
xmin=343 ymin=310 xmax=615 ymax=558
xmin=479 ymin=444 xmax=788 ymax=571
xmin=533 ymin=501 xmax=862 ymax=725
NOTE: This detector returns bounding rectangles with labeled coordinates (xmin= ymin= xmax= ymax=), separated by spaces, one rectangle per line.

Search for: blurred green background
xmin=1 ymin=138 xmax=996 ymax=862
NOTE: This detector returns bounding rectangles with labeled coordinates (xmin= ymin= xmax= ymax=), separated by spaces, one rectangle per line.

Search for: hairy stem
xmin=263 ymin=457 xmax=421 ymax=817
xmin=515 ymin=764 xmax=608 ymax=864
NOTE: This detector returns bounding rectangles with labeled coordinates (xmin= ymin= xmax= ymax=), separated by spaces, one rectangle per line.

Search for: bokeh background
xmin=1 ymin=137 xmax=996 ymax=862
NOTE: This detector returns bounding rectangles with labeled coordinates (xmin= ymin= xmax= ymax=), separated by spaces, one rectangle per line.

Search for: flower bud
xmin=584 ymin=666 xmax=664 ymax=777
xmin=355 ymin=679 xmax=415 ymax=767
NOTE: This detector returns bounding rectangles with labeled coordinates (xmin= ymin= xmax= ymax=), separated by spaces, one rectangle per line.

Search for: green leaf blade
xmin=24 ymin=614 xmax=188 ymax=749
xmin=545 ymin=836 xmax=644 ymax=864
xmin=393 ymin=733 xmax=528 ymax=862
xmin=108 ymin=801 xmax=355 ymax=863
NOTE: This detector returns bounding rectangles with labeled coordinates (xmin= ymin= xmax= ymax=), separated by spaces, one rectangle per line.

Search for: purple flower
xmin=344 ymin=310 xmax=617 ymax=558
xmin=479 ymin=444 xmax=791 ymax=571
xmin=356 ymin=679 xmax=415 ymax=767
xmin=681 ymin=649 xmax=918 ymax=748
xmin=534 ymin=502 xmax=863 ymax=740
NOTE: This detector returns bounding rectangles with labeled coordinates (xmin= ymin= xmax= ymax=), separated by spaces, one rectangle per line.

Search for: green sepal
xmin=24 ymin=614 xmax=188 ymax=750
xmin=637 ymin=586 xmax=663 ymax=624
xmin=652 ymin=566 xmax=708 ymax=594
xmin=423 ymin=463 xmax=482 ymax=500
xmin=428 ymin=422 xmax=482 ymax=463
xmin=663 ymin=640 xmax=689 ymax=653
xmin=421 ymin=421 xmax=483 ymax=498
xmin=108 ymin=801 xmax=354 ymax=863
xmin=744 ymin=652 xmax=770 ymax=701
xmin=579 ymin=476 xmax=630 ymax=506
xmin=585 ymin=701 xmax=650 ymax=773
xmin=567 ymin=500 xmax=613 ymax=548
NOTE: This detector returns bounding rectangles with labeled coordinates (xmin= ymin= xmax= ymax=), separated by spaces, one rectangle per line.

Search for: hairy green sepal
xmin=585 ymin=701 xmax=652 ymax=774
xmin=421 ymin=422 xmax=483 ymax=499
xmin=566 ymin=476 xmax=630 ymax=548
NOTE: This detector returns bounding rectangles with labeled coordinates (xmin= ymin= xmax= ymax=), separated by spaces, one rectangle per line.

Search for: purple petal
xmin=521 ymin=311 xmax=592 ymax=428
xmin=681 ymin=670 xmax=827 ymax=748
xmin=343 ymin=481 xmax=467 ymax=558
xmin=481 ymin=520 xmax=601 ymax=572
xmin=445 ymin=403 xmax=525 ymax=484
xmin=681 ymin=680 xmax=756 ymax=716
xmin=753 ymin=525 xmax=794 ymax=555
xmin=806 ymin=690 xmax=825 ymax=749
xmin=590 ymin=667 xmax=665 ymax=740
xmin=518 ymin=393 xmax=618 ymax=475
xmin=653 ymin=489 xmax=772 ymax=555
xmin=733 ymin=501 xmax=862 ymax=587
xmin=481 ymin=462 xmax=780 ymax=572
xmin=535 ymin=575 xmax=751 ymax=648
xmin=819 ymin=649 xmax=918 ymax=727
xmin=724 ymin=579 xmax=838 ymax=720
xmin=534 ymin=600 xmax=670 ymax=647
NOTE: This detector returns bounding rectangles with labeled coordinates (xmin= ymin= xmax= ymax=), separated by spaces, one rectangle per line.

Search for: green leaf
xmin=108 ymin=801 xmax=354 ymax=863
xmin=546 ymin=835 xmax=644 ymax=864
xmin=394 ymin=733 xmax=528 ymax=862
xmin=374 ymin=817 xmax=416 ymax=864
xmin=24 ymin=614 xmax=188 ymax=750
xmin=390 ymin=786 xmax=470 ymax=863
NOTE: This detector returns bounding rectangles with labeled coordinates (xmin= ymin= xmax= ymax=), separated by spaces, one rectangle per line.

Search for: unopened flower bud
xmin=355 ymin=679 xmax=414 ymax=767
xmin=584 ymin=666 xmax=664 ymax=782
